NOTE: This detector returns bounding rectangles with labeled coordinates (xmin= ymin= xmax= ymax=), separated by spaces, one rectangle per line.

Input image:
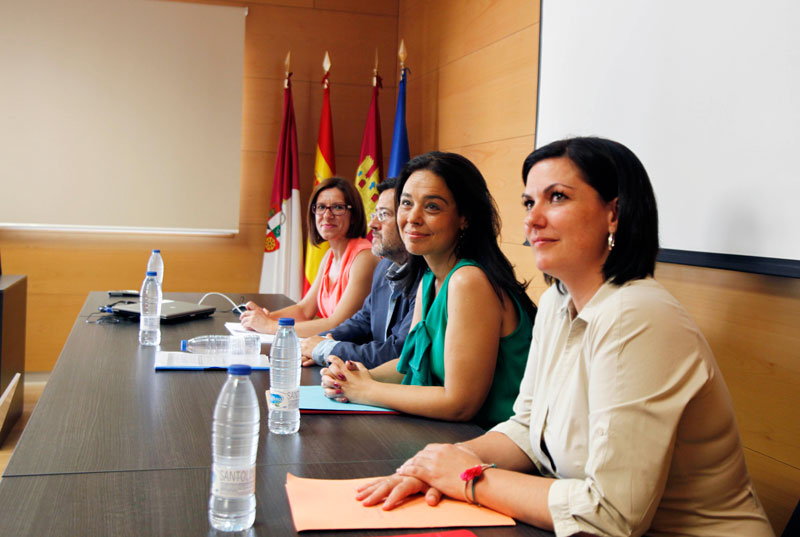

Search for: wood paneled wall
xmin=397 ymin=0 xmax=798 ymax=532
xmin=655 ymin=263 xmax=800 ymax=533
xmin=0 ymin=0 xmax=399 ymax=372
xmin=399 ymin=0 xmax=548 ymax=302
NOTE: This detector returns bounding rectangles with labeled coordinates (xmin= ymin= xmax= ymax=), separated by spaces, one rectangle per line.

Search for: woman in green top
xmin=322 ymin=152 xmax=537 ymax=428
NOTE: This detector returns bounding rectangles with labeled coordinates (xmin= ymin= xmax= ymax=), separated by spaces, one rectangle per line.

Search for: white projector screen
xmin=536 ymin=0 xmax=800 ymax=276
xmin=0 ymin=0 xmax=245 ymax=234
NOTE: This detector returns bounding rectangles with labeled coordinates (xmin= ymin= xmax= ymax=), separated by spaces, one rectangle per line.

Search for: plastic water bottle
xmin=138 ymin=271 xmax=161 ymax=346
xmin=147 ymin=249 xmax=164 ymax=288
xmin=181 ymin=335 xmax=261 ymax=356
xmin=209 ymin=364 xmax=260 ymax=532
xmin=269 ymin=318 xmax=300 ymax=434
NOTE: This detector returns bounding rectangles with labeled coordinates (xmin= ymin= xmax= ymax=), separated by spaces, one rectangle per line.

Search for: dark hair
xmin=394 ymin=151 xmax=537 ymax=321
xmin=522 ymin=137 xmax=659 ymax=287
xmin=307 ymin=177 xmax=367 ymax=246
xmin=376 ymin=176 xmax=398 ymax=195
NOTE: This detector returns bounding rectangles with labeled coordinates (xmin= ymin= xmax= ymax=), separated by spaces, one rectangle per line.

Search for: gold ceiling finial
xmin=322 ymin=51 xmax=331 ymax=88
xmin=284 ymin=51 xmax=291 ymax=88
xmin=398 ymin=39 xmax=407 ymax=70
xmin=323 ymin=51 xmax=331 ymax=73
xmin=373 ymin=48 xmax=379 ymax=86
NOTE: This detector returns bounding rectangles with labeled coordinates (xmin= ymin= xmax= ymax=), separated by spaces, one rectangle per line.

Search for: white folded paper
xmin=154 ymin=351 xmax=270 ymax=370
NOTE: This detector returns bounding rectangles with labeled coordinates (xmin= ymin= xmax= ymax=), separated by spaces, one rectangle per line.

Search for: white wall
xmin=537 ymin=0 xmax=800 ymax=262
xmin=0 ymin=0 xmax=246 ymax=234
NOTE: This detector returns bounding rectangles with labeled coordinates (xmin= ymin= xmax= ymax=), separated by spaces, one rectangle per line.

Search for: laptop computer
xmin=112 ymin=299 xmax=216 ymax=322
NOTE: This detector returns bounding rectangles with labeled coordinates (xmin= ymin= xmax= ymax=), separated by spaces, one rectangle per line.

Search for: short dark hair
xmin=522 ymin=137 xmax=659 ymax=287
xmin=393 ymin=152 xmax=537 ymax=322
xmin=376 ymin=176 xmax=397 ymax=195
xmin=307 ymin=177 xmax=367 ymax=246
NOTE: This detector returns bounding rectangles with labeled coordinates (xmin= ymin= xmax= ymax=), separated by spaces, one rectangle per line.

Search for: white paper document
xmin=154 ymin=351 xmax=270 ymax=370
xmin=225 ymin=322 xmax=274 ymax=344
xmin=0 ymin=372 xmax=21 ymax=425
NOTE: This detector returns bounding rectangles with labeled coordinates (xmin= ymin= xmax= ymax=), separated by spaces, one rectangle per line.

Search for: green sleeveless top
xmin=396 ymin=259 xmax=533 ymax=429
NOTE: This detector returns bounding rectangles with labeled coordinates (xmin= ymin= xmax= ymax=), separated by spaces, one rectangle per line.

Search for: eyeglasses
xmin=312 ymin=203 xmax=351 ymax=216
xmin=370 ymin=209 xmax=393 ymax=223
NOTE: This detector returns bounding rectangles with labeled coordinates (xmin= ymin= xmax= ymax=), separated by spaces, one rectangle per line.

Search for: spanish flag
xmin=303 ymin=69 xmax=335 ymax=296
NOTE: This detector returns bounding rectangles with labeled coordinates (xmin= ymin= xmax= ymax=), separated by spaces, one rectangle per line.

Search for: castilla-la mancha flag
xmin=355 ymin=74 xmax=383 ymax=226
xmin=303 ymin=72 xmax=336 ymax=295
xmin=259 ymin=73 xmax=302 ymax=301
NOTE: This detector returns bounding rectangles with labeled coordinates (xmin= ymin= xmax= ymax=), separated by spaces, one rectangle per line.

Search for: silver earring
xmin=608 ymin=233 xmax=615 ymax=251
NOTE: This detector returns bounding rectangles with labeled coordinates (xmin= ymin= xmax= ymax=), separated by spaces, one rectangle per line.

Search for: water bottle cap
xmin=180 ymin=340 xmax=187 ymax=351
xmin=152 ymin=249 xmax=161 ymax=253
xmin=228 ymin=364 xmax=252 ymax=376
xmin=146 ymin=271 xmax=157 ymax=277
xmin=278 ymin=317 xmax=295 ymax=326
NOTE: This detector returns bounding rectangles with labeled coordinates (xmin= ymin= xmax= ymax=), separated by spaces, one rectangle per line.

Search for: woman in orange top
xmin=240 ymin=177 xmax=377 ymax=338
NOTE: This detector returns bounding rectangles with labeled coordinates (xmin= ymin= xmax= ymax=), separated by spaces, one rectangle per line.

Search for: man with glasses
xmin=301 ymin=178 xmax=417 ymax=368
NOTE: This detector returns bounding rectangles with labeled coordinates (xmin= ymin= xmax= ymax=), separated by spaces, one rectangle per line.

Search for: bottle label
xmin=211 ymin=464 xmax=255 ymax=498
xmin=140 ymin=315 xmax=159 ymax=330
xmin=268 ymin=388 xmax=299 ymax=410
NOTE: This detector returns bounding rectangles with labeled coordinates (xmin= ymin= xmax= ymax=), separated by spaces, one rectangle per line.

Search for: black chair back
xmin=782 ymin=499 xmax=800 ymax=537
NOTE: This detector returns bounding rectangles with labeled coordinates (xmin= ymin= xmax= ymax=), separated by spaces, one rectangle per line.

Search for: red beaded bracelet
xmin=460 ymin=463 xmax=496 ymax=505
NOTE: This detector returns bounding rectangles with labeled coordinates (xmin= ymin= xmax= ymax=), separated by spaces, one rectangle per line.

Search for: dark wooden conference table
xmin=0 ymin=292 xmax=553 ymax=536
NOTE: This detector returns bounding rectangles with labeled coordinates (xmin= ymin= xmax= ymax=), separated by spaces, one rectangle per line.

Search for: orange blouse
xmin=316 ymin=238 xmax=372 ymax=318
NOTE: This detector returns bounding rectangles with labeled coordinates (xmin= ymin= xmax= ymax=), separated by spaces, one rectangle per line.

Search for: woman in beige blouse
xmin=356 ymin=137 xmax=774 ymax=537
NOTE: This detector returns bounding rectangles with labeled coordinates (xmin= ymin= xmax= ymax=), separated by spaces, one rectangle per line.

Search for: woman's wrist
xmin=356 ymin=375 xmax=379 ymax=406
xmin=454 ymin=442 xmax=479 ymax=458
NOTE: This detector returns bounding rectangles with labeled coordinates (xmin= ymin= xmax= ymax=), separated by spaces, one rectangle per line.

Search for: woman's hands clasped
xmin=320 ymin=356 xmax=373 ymax=404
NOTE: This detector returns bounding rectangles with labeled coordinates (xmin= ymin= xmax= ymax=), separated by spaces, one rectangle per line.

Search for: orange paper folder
xmin=285 ymin=473 xmax=516 ymax=532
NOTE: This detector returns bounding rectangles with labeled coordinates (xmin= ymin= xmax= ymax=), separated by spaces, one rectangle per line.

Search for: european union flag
xmin=387 ymin=68 xmax=410 ymax=179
